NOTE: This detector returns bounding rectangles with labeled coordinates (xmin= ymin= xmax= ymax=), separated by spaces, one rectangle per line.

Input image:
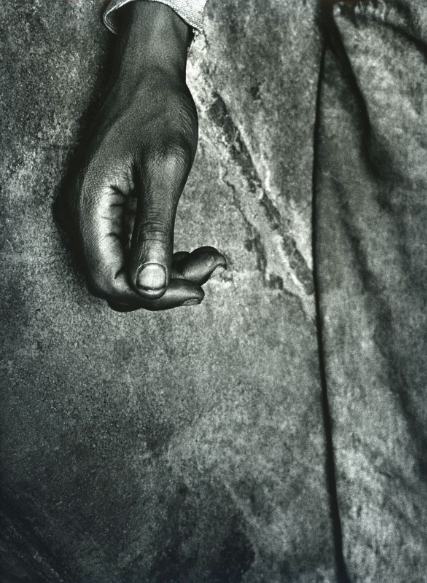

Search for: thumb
xmin=128 ymin=150 xmax=189 ymax=299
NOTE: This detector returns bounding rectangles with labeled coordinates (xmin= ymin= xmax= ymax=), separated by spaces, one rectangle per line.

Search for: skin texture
xmin=61 ymin=1 xmax=226 ymax=312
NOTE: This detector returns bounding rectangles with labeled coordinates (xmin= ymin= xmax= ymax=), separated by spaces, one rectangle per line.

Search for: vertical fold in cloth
xmin=315 ymin=0 xmax=427 ymax=580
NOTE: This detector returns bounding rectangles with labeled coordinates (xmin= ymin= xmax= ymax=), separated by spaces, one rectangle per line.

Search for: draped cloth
xmin=316 ymin=2 xmax=427 ymax=580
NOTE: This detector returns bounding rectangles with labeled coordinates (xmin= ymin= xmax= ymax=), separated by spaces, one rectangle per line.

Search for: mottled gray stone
xmin=0 ymin=1 xmax=335 ymax=582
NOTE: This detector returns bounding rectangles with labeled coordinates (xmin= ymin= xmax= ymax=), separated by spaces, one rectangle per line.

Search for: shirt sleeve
xmin=103 ymin=0 xmax=207 ymax=34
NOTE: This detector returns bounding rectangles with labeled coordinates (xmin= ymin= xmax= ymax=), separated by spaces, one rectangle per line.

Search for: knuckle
xmin=150 ymin=141 xmax=192 ymax=176
xmin=138 ymin=220 xmax=170 ymax=241
xmin=163 ymin=145 xmax=189 ymax=173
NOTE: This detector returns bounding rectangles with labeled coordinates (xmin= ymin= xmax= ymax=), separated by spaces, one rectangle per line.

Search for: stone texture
xmin=0 ymin=1 xmax=335 ymax=582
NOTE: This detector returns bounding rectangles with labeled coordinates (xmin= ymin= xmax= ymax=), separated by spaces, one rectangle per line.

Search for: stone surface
xmin=0 ymin=1 xmax=335 ymax=582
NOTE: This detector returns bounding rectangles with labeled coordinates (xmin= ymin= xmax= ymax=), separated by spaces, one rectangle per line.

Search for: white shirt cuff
xmin=103 ymin=0 xmax=207 ymax=34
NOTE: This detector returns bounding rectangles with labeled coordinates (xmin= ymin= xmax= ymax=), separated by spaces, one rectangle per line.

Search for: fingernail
xmin=182 ymin=299 xmax=201 ymax=307
xmin=211 ymin=265 xmax=226 ymax=279
xmin=137 ymin=263 xmax=166 ymax=290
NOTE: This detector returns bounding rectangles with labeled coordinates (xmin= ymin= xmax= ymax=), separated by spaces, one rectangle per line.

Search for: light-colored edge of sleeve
xmin=103 ymin=0 xmax=205 ymax=34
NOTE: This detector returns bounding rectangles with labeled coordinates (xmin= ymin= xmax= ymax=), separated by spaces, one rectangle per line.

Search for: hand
xmin=60 ymin=2 xmax=226 ymax=311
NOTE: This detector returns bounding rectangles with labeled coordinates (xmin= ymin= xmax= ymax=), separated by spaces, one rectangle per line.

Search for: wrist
xmin=116 ymin=2 xmax=191 ymax=82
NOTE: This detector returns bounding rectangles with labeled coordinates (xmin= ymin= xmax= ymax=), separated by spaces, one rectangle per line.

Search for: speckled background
xmin=2 ymin=1 xmax=427 ymax=582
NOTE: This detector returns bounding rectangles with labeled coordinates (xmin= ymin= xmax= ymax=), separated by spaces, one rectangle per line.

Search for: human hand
xmin=60 ymin=2 xmax=226 ymax=311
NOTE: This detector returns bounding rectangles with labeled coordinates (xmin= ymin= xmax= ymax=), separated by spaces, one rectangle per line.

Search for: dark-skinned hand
xmin=61 ymin=1 xmax=226 ymax=312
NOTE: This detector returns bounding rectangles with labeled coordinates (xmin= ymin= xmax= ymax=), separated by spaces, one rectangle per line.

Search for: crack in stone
xmin=223 ymin=174 xmax=301 ymax=302
xmin=207 ymin=93 xmax=314 ymax=295
xmin=223 ymin=160 xmax=309 ymax=306
xmin=223 ymin=174 xmax=269 ymax=286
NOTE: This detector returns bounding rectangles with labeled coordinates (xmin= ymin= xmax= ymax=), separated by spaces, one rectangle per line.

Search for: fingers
xmin=75 ymin=181 xmax=223 ymax=313
xmin=104 ymin=247 xmax=226 ymax=312
xmin=173 ymin=251 xmax=190 ymax=262
xmin=128 ymin=147 xmax=192 ymax=300
xmin=80 ymin=185 xmax=129 ymax=297
xmin=75 ymin=181 xmax=219 ymax=312
xmin=76 ymin=182 xmax=202 ymax=312
xmin=106 ymin=277 xmax=204 ymax=312
xmin=172 ymin=247 xmax=227 ymax=284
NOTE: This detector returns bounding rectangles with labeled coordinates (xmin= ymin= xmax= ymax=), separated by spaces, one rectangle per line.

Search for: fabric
xmin=103 ymin=0 xmax=207 ymax=33
xmin=316 ymin=1 xmax=427 ymax=580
